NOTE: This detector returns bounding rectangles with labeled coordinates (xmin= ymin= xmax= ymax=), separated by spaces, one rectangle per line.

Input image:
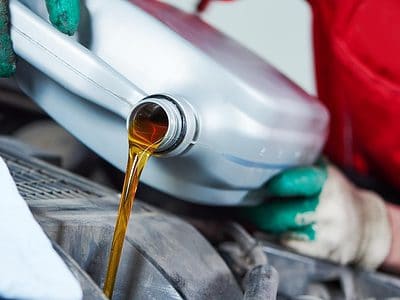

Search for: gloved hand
xmin=0 ymin=157 xmax=82 ymax=300
xmin=0 ymin=0 xmax=80 ymax=77
xmin=241 ymin=161 xmax=392 ymax=269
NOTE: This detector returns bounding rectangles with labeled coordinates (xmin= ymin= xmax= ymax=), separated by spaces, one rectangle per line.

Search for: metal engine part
xmin=2 ymin=136 xmax=400 ymax=299
xmin=0 ymin=137 xmax=242 ymax=300
xmin=261 ymin=241 xmax=400 ymax=299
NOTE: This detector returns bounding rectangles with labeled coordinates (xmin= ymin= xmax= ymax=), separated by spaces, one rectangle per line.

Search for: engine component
xmin=1 ymin=137 xmax=400 ymax=299
xmin=0 ymin=137 xmax=242 ymax=299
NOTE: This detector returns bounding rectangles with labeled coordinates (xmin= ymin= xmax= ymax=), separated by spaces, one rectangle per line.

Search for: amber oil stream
xmin=103 ymin=104 xmax=169 ymax=298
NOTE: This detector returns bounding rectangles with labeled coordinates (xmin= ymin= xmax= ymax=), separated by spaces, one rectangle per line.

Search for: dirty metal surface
xmin=0 ymin=137 xmax=242 ymax=300
xmin=262 ymin=241 xmax=400 ymax=299
xmin=2 ymin=151 xmax=104 ymax=200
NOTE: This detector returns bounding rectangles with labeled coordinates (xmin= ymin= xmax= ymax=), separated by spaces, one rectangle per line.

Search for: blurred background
xmin=163 ymin=0 xmax=316 ymax=95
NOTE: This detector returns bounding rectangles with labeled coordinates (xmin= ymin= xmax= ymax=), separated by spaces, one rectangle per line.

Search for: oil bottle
xmin=15 ymin=0 xmax=329 ymax=207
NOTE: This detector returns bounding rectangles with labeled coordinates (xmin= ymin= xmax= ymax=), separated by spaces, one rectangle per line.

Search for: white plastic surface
xmin=10 ymin=0 xmax=144 ymax=119
xmin=0 ymin=158 xmax=82 ymax=300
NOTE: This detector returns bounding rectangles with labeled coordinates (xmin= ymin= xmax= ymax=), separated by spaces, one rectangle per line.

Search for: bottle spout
xmin=127 ymin=95 xmax=197 ymax=156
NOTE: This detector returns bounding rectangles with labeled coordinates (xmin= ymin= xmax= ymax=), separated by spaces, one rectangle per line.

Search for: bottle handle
xmin=10 ymin=0 xmax=146 ymax=118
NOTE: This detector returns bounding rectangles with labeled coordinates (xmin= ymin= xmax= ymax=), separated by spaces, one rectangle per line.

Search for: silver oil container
xmin=10 ymin=0 xmax=328 ymax=205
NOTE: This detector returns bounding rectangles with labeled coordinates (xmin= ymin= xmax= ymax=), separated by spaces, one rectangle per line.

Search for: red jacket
xmin=310 ymin=0 xmax=400 ymax=189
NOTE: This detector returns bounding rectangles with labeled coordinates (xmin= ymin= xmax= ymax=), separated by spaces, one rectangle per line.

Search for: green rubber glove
xmin=0 ymin=0 xmax=80 ymax=77
xmin=241 ymin=160 xmax=392 ymax=269
xmin=241 ymin=160 xmax=327 ymax=241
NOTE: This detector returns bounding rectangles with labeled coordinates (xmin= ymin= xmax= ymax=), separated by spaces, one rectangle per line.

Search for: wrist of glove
xmin=0 ymin=0 xmax=80 ymax=77
xmin=242 ymin=162 xmax=392 ymax=269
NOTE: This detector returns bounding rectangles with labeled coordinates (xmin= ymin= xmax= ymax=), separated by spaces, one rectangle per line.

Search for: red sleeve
xmin=311 ymin=0 xmax=400 ymax=189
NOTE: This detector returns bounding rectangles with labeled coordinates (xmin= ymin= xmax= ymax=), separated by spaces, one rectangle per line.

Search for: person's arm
xmin=382 ymin=203 xmax=400 ymax=272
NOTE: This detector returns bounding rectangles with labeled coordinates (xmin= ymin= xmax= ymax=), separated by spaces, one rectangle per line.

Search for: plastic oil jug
xmin=10 ymin=0 xmax=328 ymax=205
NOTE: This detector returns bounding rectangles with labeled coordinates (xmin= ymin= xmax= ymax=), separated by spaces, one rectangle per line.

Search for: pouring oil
xmin=103 ymin=104 xmax=169 ymax=298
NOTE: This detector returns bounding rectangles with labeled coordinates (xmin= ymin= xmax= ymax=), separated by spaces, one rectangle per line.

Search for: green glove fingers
xmin=241 ymin=196 xmax=319 ymax=234
xmin=266 ymin=165 xmax=327 ymax=198
xmin=0 ymin=0 xmax=16 ymax=77
xmin=0 ymin=0 xmax=80 ymax=77
xmin=240 ymin=161 xmax=328 ymax=242
xmin=45 ymin=0 xmax=80 ymax=35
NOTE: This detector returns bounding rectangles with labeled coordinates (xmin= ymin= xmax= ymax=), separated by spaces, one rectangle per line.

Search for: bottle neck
xmin=127 ymin=95 xmax=197 ymax=156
